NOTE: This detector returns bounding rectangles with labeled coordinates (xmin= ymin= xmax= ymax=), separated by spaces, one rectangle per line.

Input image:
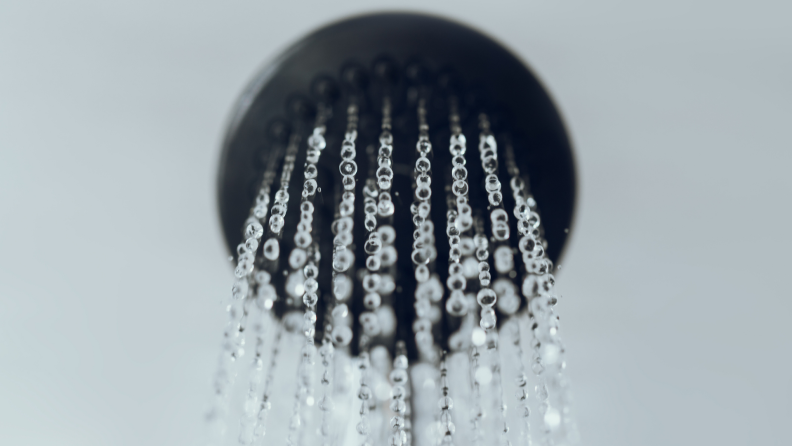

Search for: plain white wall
xmin=1 ymin=1 xmax=790 ymax=445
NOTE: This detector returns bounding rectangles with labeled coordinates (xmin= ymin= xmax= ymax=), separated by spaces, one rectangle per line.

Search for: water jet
xmin=210 ymin=12 xmax=578 ymax=446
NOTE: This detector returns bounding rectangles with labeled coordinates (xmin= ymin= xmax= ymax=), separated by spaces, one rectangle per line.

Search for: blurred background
xmin=1 ymin=1 xmax=790 ymax=445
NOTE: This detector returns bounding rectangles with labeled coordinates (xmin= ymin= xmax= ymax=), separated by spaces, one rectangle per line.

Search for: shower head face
xmin=217 ymin=12 xmax=576 ymax=358
xmin=218 ymin=12 xmax=575 ymax=264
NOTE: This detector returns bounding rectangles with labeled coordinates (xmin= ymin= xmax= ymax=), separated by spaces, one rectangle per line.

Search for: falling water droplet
xmin=263 ymin=238 xmax=279 ymax=260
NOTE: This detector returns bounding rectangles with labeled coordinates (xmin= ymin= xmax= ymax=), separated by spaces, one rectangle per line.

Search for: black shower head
xmin=218 ymin=12 xmax=575 ymax=262
xmin=216 ymin=12 xmax=576 ymax=359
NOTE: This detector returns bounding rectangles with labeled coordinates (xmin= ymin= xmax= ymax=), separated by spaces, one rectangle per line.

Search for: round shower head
xmin=218 ymin=12 xmax=576 ymax=264
xmin=216 ymin=12 xmax=576 ymax=359
xmin=210 ymin=13 xmax=580 ymax=446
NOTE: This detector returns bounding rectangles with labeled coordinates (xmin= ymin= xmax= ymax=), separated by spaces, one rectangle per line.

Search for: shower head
xmin=217 ymin=11 xmax=575 ymax=354
xmin=218 ymin=12 xmax=575 ymax=263
xmin=210 ymin=12 xmax=578 ymax=446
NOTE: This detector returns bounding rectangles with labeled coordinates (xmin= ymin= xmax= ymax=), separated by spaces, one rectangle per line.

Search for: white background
xmin=1 ymin=1 xmax=790 ymax=445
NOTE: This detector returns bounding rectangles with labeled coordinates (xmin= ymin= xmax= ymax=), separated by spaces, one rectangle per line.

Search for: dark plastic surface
xmin=216 ymin=12 xmax=576 ymax=355
xmin=218 ymin=12 xmax=575 ymax=263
